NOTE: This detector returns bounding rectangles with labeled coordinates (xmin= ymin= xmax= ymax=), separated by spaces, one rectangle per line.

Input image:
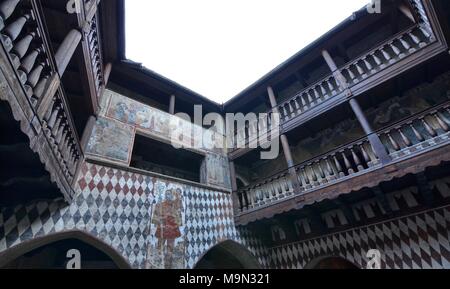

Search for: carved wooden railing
xmin=231 ymin=23 xmax=436 ymax=153
xmin=277 ymin=74 xmax=344 ymax=123
xmin=340 ymin=25 xmax=433 ymax=86
xmin=277 ymin=0 xmax=437 ymax=124
xmin=85 ymin=11 xmax=104 ymax=103
xmin=277 ymin=25 xmax=434 ymax=123
xmin=231 ymin=111 xmax=276 ymax=151
xmin=229 ymin=0 xmax=439 ymax=154
xmin=235 ymin=101 xmax=450 ymax=214
xmin=0 ymin=0 xmax=82 ymax=198
xmin=379 ymin=102 xmax=450 ymax=160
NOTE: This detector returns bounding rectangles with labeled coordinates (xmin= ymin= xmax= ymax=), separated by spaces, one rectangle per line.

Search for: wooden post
xmin=169 ymin=94 xmax=176 ymax=114
xmin=267 ymin=86 xmax=300 ymax=190
xmin=103 ymin=62 xmax=112 ymax=87
xmin=349 ymin=98 xmax=391 ymax=164
xmin=80 ymin=115 xmax=97 ymax=153
xmin=229 ymin=161 xmax=238 ymax=192
xmin=36 ymin=73 xmax=60 ymax=119
xmin=55 ymin=29 xmax=82 ymax=77
xmin=321 ymin=50 xmax=391 ymax=164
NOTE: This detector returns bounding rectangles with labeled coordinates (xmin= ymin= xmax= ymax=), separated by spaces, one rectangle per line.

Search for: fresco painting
xmin=85 ymin=117 xmax=135 ymax=164
xmin=106 ymin=90 xmax=195 ymax=150
xmin=201 ymin=154 xmax=231 ymax=189
xmin=146 ymin=181 xmax=185 ymax=269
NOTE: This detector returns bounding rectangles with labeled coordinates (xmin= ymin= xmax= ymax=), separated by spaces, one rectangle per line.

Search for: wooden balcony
xmin=234 ymin=101 xmax=450 ymax=224
xmin=0 ymin=0 xmax=103 ymax=200
xmin=229 ymin=0 xmax=447 ymax=159
xmin=78 ymin=0 xmax=105 ymax=110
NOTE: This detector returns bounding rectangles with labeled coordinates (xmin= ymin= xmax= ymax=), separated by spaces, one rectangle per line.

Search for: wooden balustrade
xmin=231 ymin=111 xmax=275 ymax=150
xmin=41 ymin=91 xmax=81 ymax=184
xmin=235 ymin=102 xmax=450 ymax=214
xmin=277 ymin=75 xmax=343 ymax=123
xmin=0 ymin=2 xmax=49 ymax=106
xmin=236 ymin=138 xmax=377 ymax=212
xmin=86 ymin=13 xmax=104 ymax=100
xmin=339 ymin=26 xmax=434 ymax=86
xmin=269 ymin=19 xmax=436 ymax=130
xmin=237 ymin=171 xmax=293 ymax=212
xmin=378 ymin=103 xmax=450 ymax=160
xmin=0 ymin=0 xmax=82 ymax=192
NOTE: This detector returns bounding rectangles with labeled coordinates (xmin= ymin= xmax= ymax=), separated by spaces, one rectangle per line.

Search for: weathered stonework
xmin=87 ymin=89 xmax=231 ymax=190
xmin=268 ymin=206 xmax=450 ymax=269
xmin=0 ymin=162 xmax=266 ymax=268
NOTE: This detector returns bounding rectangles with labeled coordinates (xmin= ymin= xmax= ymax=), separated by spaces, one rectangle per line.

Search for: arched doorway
xmin=306 ymin=256 xmax=359 ymax=269
xmin=0 ymin=231 xmax=131 ymax=269
xmin=194 ymin=240 xmax=261 ymax=269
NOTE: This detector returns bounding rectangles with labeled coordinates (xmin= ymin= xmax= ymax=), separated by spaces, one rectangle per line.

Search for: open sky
xmin=126 ymin=0 xmax=370 ymax=104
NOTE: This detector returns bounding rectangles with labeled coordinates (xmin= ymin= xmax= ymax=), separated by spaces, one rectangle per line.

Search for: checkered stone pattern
xmin=236 ymin=226 xmax=271 ymax=268
xmin=269 ymin=206 xmax=450 ymax=269
xmin=0 ymin=162 xmax=265 ymax=269
xmin=0 ymin=162 xmax=153 ymax=268
xmin=183 ymin=186 xmax=268 ymax=268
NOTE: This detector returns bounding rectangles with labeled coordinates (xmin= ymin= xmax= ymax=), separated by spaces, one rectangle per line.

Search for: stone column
xmin=55 ymin=29 xmax=82 ymax=77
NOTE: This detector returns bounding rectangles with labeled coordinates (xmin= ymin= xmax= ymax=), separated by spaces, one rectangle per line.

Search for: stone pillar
xmin=55 ymin=29 xmax=82 ymax=77
xmin=169 ymin=94 xmax=176 ymax=114
xmin=321 ymin=50 xmax=391 ymax=164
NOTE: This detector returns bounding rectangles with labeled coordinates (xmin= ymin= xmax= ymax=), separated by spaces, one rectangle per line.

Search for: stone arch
xmin=194 ymin=240 xmax=261 ymax=269
xmin=236 ymin=174 xmax=249 ymax=188
xmin=0 ymin=230 xmax=132 ymax=269
xmin=305 ymin=255 xmax=360 ymax=269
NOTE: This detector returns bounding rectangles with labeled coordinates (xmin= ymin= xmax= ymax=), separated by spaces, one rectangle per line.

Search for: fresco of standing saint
xmin=146 ymin=186 xmax=185 ymax=269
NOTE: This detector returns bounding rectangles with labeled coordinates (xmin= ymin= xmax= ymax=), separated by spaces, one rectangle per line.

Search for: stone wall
xmin=268 ymin=206 xmax=450 ymax=269
xmin=87 ymin=89 xmax=231 ymax=190
xmin=241 ymin=175 xmax=450 ymax=269
xmin=0 ymin=162 xmax=267 ymax=268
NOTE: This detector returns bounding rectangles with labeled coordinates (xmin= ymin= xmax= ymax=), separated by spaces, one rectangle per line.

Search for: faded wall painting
xmin=104 ymin=89 xmax=225 ymax=155
xmin=146 ymin=181 xmax=186 ymax=269
xmin=200 ymin=154 xmax=231 ymax=189
xmin=85 ymin=117 xmax=135 ymax=165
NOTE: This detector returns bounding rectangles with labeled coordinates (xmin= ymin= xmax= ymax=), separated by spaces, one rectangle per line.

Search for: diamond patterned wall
xmin=0 ymin=162 xmax=266 ymax=268
xmin=1 ymin=162 xmax=448 ymax=269
xmin=269 ymin=206 xmax=450 ymax=269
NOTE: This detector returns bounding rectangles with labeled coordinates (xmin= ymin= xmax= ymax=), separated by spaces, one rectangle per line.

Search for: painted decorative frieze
xmin=86 ymin=117 xmax=135 ymax=165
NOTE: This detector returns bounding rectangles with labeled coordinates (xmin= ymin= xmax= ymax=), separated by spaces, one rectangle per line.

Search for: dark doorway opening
xmin=2 ymin=238 xmax=120 ymax=269
xmin=307 ymin=257 xmax=359 ymax=269
xmin=194 ymin=241 xmax=261 ymax=269
xmin=131 ymin=134 xmax=204 ymax=182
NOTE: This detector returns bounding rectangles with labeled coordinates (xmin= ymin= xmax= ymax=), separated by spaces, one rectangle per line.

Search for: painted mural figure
xmin=151 ymin=188 xmax=183 ymax=269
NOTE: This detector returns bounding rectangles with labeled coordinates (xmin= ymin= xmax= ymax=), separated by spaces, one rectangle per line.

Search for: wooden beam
xmin=372 ymin=186 xmax=393 ymax=215
xmin=36 ymin=73 xmax=60 ymax=119
xmin=334 ymin=198 xmax=357 ymax=225
xmin=54 ymin=29 xmax=82 ymax=77
xmin=169 ymin=94 xmax=176 ymax=114
xmin=322 ymin=49 xmax=391 ymax=165
xmin=416 ymin=172 xmax=435 ymax=206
